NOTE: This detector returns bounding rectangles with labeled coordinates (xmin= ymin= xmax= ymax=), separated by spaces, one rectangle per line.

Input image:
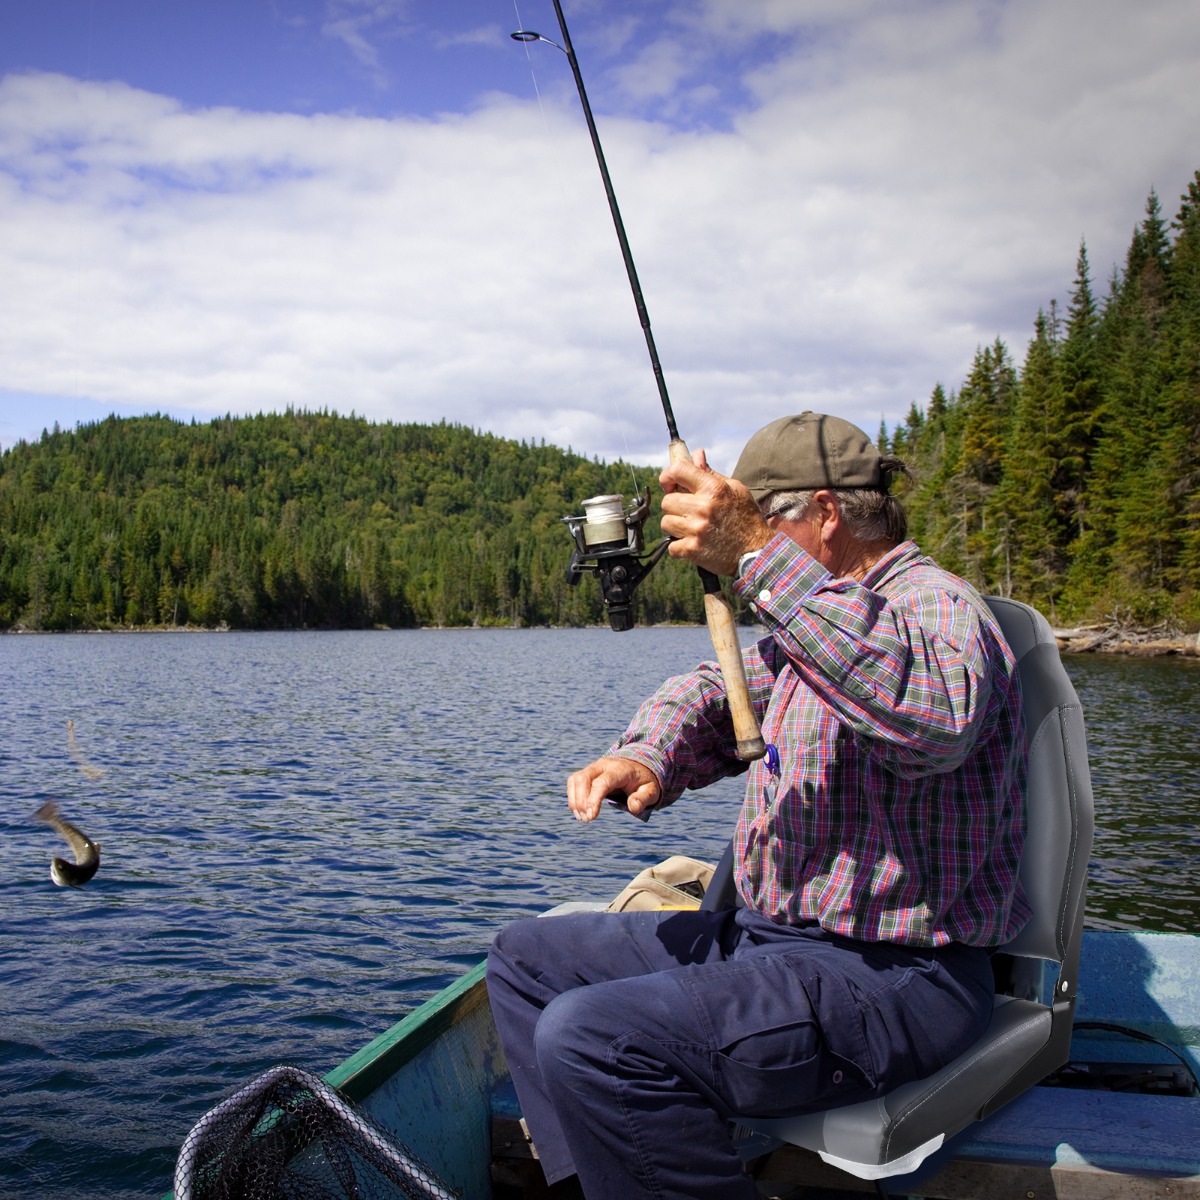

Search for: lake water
xmin=1 ymin=628 xmax=1197 ymax=1200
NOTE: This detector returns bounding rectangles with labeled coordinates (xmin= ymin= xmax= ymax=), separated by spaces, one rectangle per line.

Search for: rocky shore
xmin=1052 ymin=624 xmax=1200 ymax=657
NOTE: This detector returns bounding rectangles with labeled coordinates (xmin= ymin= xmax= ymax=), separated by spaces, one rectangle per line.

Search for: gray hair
xmin=765 ymin=456 xmax=911 ymax=544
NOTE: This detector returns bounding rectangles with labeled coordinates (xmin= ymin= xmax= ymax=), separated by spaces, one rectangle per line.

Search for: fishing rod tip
xmin=511 ymin=29 xmax=565 ymax=53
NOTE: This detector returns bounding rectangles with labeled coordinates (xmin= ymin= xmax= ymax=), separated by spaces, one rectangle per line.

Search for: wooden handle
xmin=669 ymin=438 xmax=767 ymax=761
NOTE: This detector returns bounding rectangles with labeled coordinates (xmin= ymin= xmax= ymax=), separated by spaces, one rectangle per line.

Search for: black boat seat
xmin=702 ymin=596 xmax=1095 ymax=1181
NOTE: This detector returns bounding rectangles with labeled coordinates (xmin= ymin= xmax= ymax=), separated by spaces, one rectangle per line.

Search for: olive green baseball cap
xmin=732 ymin=411 xmax=884 ymax=501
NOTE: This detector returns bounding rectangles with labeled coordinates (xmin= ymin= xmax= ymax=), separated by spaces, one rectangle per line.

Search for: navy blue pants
xmin=485 ymin=907 xmax=993 ymax=1200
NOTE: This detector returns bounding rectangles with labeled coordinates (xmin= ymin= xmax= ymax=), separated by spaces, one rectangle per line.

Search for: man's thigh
xmin=538 ymin=924 xmax=991 ymax=1119
xmin=491 ymin=906 xmax=744 ymax=993
xmin=539 ymin=934 xmax=877 ymax=1119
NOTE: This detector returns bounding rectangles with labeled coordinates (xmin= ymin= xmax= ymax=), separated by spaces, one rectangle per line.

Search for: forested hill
xmin=4 ymin=170 xmax=1199 ymax=633
xmin=0 ymin=413 xmax=705 ymax=630
xmin=884 ymin=169 xmax=1200 ymax=630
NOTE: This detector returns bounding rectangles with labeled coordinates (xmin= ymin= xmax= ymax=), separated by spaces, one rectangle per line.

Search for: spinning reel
xmin=563 ymin=493 xmax=670 ymax=631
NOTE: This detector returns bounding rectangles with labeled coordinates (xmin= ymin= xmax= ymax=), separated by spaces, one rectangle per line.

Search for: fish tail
xmin=34 ymin=800 xmax=60 ymax=823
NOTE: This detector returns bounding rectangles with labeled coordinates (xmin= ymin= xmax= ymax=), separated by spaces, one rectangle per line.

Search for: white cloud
xmin=320 ymin=0 xmax=416 ymax=81
xmin=3 ymin=0 xmax=1200 ymax=471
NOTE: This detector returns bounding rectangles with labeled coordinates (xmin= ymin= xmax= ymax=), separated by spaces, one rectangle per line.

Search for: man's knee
xmin=487 ymin=917 xmax=545 ymax=981
xmin=490 ymin=915 xmax=540 ymax=957
xmin=535 ymin=985 xmax=618 ymax=1084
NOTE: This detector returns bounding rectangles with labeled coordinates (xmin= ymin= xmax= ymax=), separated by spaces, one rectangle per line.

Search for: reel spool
xmin=563 ymin=492 xmax=670 ymax=631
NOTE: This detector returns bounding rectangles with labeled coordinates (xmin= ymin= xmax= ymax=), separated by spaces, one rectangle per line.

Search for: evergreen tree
xmin=1162 ymin=171 xmax=1200 ymax=618
xmin=1055 ymin=243 xmax=1101 ymax=545
xmin=883 ymin=173 xmax=1197 ymax=626
xmin=903 ymin=382 xmax=967 ymax=576
xmin=954 ymin=340 xmax=1019 ymax=588
xmin=1076 ymin=189 xmax=1176 ymax=619
xmin=990 ymin=311 xmax=1061 ymax=608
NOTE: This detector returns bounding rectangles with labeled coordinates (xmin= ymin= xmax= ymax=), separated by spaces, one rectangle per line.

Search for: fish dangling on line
xmin=34 ymin=800 xmax=101 ymax=887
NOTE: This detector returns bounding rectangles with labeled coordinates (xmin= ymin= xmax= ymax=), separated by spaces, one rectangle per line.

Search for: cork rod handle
xmin=668 ymin=438 xmax=767 ymax=762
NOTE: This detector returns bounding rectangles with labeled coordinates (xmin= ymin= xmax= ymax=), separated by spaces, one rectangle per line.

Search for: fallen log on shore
xmin=1052 ymin=623 xmax=1200 ymax=656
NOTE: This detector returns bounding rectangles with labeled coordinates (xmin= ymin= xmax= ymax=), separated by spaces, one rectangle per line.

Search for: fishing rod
xmin=512 ymin=2 xmax=766 ymax=762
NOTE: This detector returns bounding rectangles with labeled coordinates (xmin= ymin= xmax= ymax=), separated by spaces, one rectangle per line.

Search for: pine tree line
xmin=0 ymin=412 xmax=706 ymax=631
xmin=885 ymin=170 xmax=1200 ymax=628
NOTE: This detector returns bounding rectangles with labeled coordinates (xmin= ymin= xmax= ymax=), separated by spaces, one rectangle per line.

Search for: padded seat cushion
xmin=741 ymin=997 xmax=1052 ymax=1177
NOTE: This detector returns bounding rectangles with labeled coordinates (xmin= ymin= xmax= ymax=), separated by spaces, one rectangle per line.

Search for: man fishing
xmin=486 ymin=411 xmax=1030 ymax=1200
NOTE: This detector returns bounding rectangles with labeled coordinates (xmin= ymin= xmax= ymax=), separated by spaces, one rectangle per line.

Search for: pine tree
xmin=990 ymin=312 xmax=1061 ymax=608
xmin=1055 ymin=244 xmax=1101 ymax=546
xmin=903 ymin=384 xmax=962 ymax=570
xmin=956 ymin=340 xmax=1019 ymax=589
xmin=1162 ymin=170 xmax=1200 ymax=619
xmin=1089 ymin=189 xmax=1177 ymax=619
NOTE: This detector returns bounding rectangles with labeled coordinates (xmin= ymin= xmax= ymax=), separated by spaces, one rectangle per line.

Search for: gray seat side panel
xmin=745 ymin=999 xmax=1052 ymax=1166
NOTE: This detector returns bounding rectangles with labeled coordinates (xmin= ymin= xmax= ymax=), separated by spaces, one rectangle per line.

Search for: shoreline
xmin=0 ymin=621 xmax=705 ymax=636
xmin=5 ymin=622 xmax=1199 ymax=657
xmin=1053 ymin=627 xmax=1200 ymax=658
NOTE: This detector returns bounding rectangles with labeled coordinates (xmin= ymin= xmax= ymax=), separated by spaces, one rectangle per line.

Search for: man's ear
xmin=811 ymin=489 xmax=840 ymax=539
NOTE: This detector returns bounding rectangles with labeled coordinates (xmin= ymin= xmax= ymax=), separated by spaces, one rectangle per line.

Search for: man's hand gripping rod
xmin=513 ymin=2 xmax=766 ymax=762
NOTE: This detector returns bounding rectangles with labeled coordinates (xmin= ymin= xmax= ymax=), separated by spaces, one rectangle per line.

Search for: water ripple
xmin=0 ymin=630 xmax=1196 ymax=1199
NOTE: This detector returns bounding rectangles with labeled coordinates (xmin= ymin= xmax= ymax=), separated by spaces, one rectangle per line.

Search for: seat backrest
xmin=725 ymin=598 xmax=1096 ymax=1176
xmin=984 ymin=596 xmax=1093 ymax=999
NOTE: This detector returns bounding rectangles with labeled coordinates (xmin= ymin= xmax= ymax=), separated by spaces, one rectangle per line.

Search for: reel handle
xmin=668 ymin=438 xmax=768 ymax=762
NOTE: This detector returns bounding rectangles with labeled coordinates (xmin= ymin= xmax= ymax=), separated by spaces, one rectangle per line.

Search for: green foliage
xmin=888 ymin=170 xmax=1200 ymax=628
xmin=988 ymin=310 xmax=1061 ymax=608
xmin=0 ymin=412 xmax=704 ymax=631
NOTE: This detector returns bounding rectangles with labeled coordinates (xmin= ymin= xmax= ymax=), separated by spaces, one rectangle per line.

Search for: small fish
xmin=34 ymin=800 xmax=101 ymax=887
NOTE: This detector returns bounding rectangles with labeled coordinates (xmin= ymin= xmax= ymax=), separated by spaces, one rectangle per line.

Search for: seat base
xmin=815 ymin=1131 xmax=945 ymax=1180
xmin=737 ymin=996 xmax=1055 ymax=1180
xmin=748 ymin=1085 xmax=1200 ymax=1198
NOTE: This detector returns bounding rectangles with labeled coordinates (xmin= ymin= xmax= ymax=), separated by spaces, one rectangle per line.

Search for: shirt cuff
xmin=732 ymin=531 xmax=829 ymax=618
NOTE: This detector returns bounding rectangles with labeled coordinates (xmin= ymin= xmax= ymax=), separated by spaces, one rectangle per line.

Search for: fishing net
xmin=173 ymin=1065 xmax=460 ymax=1200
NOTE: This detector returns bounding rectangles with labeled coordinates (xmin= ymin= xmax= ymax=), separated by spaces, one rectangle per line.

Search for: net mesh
xmin=174 ymin=1065 xmax=461 ymax=1200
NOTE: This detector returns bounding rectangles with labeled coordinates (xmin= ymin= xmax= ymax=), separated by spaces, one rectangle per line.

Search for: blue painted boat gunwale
xmin=325 ymin=959 xmax=490 ymax=1102
xmin=873 ymin=930 xmax=1200 ymax=1195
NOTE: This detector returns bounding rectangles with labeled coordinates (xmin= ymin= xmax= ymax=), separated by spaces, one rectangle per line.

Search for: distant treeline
xmin=3 ymin=169 xmax=1198 ymax=632
xmin=886 ymin=170 xmax=1200 ymax=629
xmin=0 ymin=414 xmax=706 ymax=630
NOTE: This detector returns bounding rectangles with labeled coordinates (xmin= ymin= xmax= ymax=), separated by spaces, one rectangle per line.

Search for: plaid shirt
xmin=611 ymin=535 xmax=1030 ymax=948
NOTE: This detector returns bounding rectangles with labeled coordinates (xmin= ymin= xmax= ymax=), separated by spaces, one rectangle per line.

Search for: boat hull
xmin=165 ymin=930 xmax=1200 ymax=1199
xmin=328 ymin=962 xmax=502 ymax=1199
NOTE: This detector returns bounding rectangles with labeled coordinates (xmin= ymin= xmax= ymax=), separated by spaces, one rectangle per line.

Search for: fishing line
xmin=511 ymin=2 xmax=765 ymax=758
xmin=610 ymin=387 xmax=642 ymax=494
xmin=66 ymin=0 xmax=100 ymax=435
xmin=511 ymin=0 xmax=548 ymax=121
xmin=510 ymin=0 xmax=641 ymax=480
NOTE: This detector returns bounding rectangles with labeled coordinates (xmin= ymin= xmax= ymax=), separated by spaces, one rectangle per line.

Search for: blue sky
xmin=3 ymin=0 xmax=1200 ymax=469
xmin=2 ymin=0 xmax=768 ymax=125
xmin=4 ymin=1 xmax=530 ymax=117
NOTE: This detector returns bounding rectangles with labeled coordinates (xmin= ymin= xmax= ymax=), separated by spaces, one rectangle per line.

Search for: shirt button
xmin=757 ymin=589 xmax=772 ymax=604
xmin=832 ymin=1070 xmax=844 ymax=1084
